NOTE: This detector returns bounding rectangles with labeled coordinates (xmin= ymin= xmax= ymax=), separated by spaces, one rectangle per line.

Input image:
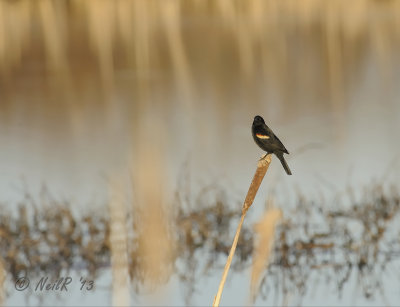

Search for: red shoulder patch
xmin=256 ymin=133 xmax=270 ymax=140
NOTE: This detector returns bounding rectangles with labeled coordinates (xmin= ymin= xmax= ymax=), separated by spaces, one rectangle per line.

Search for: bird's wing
xmin=254 ymin=125 xmax=272 ymax=139
xmin=265 ymin=125 xmax=289 ymax=154
xmin=273 ymin=134 xmax=289 ymax=154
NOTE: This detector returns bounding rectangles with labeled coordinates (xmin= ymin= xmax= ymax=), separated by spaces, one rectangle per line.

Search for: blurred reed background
xmin=1 ymin=0 xmax=400 ymax=189
xmin=1 ymin=0 xmax=400 ymax=305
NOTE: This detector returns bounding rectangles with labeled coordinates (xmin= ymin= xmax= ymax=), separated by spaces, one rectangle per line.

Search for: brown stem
xmin=213 ymin=154 xmax=272 ymax=307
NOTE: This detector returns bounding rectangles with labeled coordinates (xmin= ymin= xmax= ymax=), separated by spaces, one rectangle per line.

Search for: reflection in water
xmin=2 ymin=182 xmax=400 ymax=305
xmin=1 ymin=0 xmax=400 ymax=305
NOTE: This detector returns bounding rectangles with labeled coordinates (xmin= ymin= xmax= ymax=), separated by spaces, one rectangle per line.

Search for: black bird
xmin=252 ymin=115 xmax=292 ymax=175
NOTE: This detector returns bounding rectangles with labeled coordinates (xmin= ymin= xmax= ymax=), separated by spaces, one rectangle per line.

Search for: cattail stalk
xmin=213 ymin=154 xmax=272 ymax=307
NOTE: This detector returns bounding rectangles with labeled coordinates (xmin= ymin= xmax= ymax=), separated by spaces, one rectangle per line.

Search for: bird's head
xmin=253 ymin=115 xmax=265 ymax=124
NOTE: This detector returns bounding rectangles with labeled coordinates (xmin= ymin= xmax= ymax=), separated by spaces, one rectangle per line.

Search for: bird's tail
xmin=276 ymin=153 xmax=292 ymax=175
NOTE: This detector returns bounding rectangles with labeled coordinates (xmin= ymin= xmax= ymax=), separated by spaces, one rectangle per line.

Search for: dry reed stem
xmin=213 ymin=154 xmax=272 ymax=307
xmin=109 ymin=177 xmax=130 ymax=307
xmin=249 ymin=207 xmax=283 ymax=304
xmin=0 ymin=257 xmax=4 ymax=306
xmin=133 ymin=114 xmax=174 ymax=292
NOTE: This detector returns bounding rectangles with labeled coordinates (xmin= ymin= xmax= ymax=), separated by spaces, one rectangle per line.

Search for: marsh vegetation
xmin=2 ymin=180 xmax=400 ymax=305
xmin=1 ymin=0 xmax=400 ymax=305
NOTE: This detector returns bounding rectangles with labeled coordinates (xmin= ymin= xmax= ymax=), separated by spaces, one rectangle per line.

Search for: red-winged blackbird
xmin=252 ymin=115 xmax=292 ymax=175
